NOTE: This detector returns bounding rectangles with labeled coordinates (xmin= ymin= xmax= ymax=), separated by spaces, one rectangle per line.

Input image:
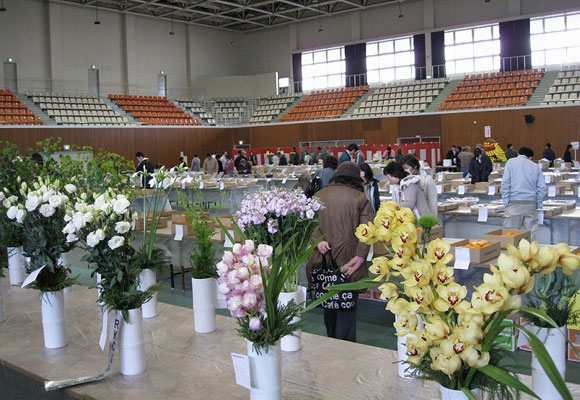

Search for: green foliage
xmin=186 ymin=202 xmax=218 ymax=280
xmin=131 ymin=246 xmax=169 ymax=273
xmin=418 ymin=214 xmax=438 ymax=230
xmin=85 ymin=148 xmax=134 ymax=194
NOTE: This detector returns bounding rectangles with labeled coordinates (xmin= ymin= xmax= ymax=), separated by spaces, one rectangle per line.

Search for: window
xmin=301 ymin=46 xmax=345 ymax=91
xmin=278 ymin=77 xmax=289 ymax=88
xmin=531 ymin=11 xmax=580 ymax=66
xmin=366 ymin=36 xmax=414 ymax=83
xmin=444 ymin=24 xmax=500 ymax=75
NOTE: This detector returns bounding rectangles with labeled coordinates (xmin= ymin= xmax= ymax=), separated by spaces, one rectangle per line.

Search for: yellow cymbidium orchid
xmin=552 ymin=242 xmax=571 ymax=257
xmin=394 ymin=313 xmax=419 ymax=337
xmin=395 ymin=207 xmax=415 ymax=226
xmin=368 ymin=256 xmax=390 ymax=281
xmin=424 ymin=316 xmax=450 ymax=342
xmin=433 ymin=283 xmax=467 ymax=312
xmin=530 ymin=246 xmax=559 ymax=275
xmin=406 ymin=285 xmax=436 ymax=314
xmin=425 ymin=239 xmax=454 ymax=265
xmin=388 ymin=257 xmax=409 ymax=276
xmin=455 ymin=322 xmax=484 ymax=345
xmin=461 ymin=345 xmax=490 ymax=368
xmin=507 ymin=239 xmax=539 ymax=263
xmin=377 ymin=282 xmax=399 ymax=301
xmin=355 ymin=222 xmax=377 ymax=245
xmin=440 ymin=334 xmax=467 ymax=357
xmin=430 ymin=347 xmax=462 ymax=376
xmin=392 ymin=222 xmax=418 ymax=247
xmin=374 ymin=211 xmax=395 ymax=242
xmin=379 ymin=200 xmax=399 ymax=214
xmin=402 ymin=259 xmax=434 ymax=288
xmin=494 ymin=254 xmax=535 ymax=294
xmin=392 ymin=240 xmax=416 ymax=261
xmin=433 ymin=264 xmax=455 ymax=286
xmin=471 ymin=283 xmax=509 ymax=315
xmin=386 ymin=297 xmax=419 ymax=315
xmin=456 ymin=304 xmax=485 ymax=328
xmin=406 ymin=331 xmax=430 ymax=365
xmin=559 ymin=252 xmax=580 ymax=276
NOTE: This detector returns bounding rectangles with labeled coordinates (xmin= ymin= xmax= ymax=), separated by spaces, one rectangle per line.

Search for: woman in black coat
xmin=564 ymin=144 xmax=573 ymax=163
xmin=468 ymin=148 xmax=493 ymax=184
xmin=358 ymin=162 xmax=380 ymax=214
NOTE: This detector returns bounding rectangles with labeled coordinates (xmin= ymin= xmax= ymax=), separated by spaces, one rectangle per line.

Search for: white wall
xmin=196 ymin=73 xmax=278 ymax=99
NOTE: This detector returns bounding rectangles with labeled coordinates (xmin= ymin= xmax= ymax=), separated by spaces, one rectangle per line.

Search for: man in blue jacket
xmin=339 ymin=143 xmax=358 ymax=164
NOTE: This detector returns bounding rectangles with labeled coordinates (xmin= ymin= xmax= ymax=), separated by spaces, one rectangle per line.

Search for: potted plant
xmin=4 ymin=175 xmax=77 ymax=349
xmin=307 ymin=201 xmax=579 ymax=400
xmin=217 ymin=239 xmax=317 ymax=400
xmin=232 ymin=188 xmax=323 ymax=351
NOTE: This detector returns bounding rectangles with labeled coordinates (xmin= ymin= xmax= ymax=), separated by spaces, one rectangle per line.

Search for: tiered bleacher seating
xmin=29 ymin=92 xmax=129 ymax=125
xmin=280 ymin=86 xmax=368 ymax=122
xmin=0 ymin=89 xmax=42 ymax=125
xmin=249 ymin=95 xmax=299 ymax=124
xmin=542 ymin=65 xmax=580 ymax=105
xmin=353 ymin=78 xmax=448 ymax=117
xmin=179 ymin=101 xmax=216 ymax=125
xmin=109 ymin=94 xmax=200 ymax=126
xmin=438 ymin=68 xmax=545 ymax=111
xmin=212 ymin=100 xmax=248 ymax=123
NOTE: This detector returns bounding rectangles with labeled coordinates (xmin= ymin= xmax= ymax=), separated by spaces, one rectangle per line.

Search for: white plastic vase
xmin=58 ymin=253 xmax=72 ymax=294
xmin=278 ymin=290 xmax=301 ymax=352
xmin=138 ymin=269 xmax=158 ymax=318
xmin=41 ymin=290 xmax=68 ymax=349
xmin=119 ymin=307 xmax=147 ymax=376
xmin=531 ymin=325 xmax=567 ymax=400
xmin=246 ymin=340 xmax=282 ymax=400
xmin=191 ymin=278 xmax=216 ymax=333
xmin=7 ymin=247 xmax=26 ymax=286
xmin=0 ymin=278 xmax=6 ymax=322
xmin=395 ymin=314 xmax=424 ymax=379
xmin=439 ymin=385 xmax=481 ymax=400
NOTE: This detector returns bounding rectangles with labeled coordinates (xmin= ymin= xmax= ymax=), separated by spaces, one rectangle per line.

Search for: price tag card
xmin=488 ymin=186 xmax=496 ymax=195
xmin=544 ymin=175 xmax=551 ymax=184
xmin=266 ymin=178 xmax=272 ymax=183
xmin=231 ymin=353 xmax=251 ymax=389
xmin=181 ymin=182 xmax=186 ymax=190
xmin=437 ymin=173 xmax=444 ymax=182
xmin=199 ymin=181 xmax=204 ymax=189
xmin=577 ymin=189 xmax=580 ymax=198
xmin=224 ymin=230 xmax=235 ymax=248
xmin=453 ymin=247 xmax=471 ymax=270
xmin=174 ymin=224 xmax=184 ymax=241
xmin=282 ymin=178 xmax=287 ymax=184
xmin=537 ymin=210 xmax=545 ymax=225
xmin=219 ymin=181 xmax=225 ymax=191
xmin=436 ymin=185 xmax=443 ymax=194
xmin=458 ymin=185 xmax=466 ymax=195
xmin=548 ymin=186 xmax=556 ymax=197
xmin=21 ymin=265 xmax=46 ymax=288
xmin=299 ymin=285 xmax=307 ymax=307
xmin=478 ymin=207 xmax=489 ymax=222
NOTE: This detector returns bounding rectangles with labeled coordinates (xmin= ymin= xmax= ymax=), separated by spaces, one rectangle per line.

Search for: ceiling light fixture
xmin=230 ymin=31 xmax=235 ymax=46
xmin=398 ymin=0 xmax=403 ymax=18
xmin=317 ymin=1 xmax=323 ymax=32
xmin=169 ymin=9 xmax=175 ymax=35
xmin=0 ymin=0 xmax=6 ymax=12
xmin=94 ymin=5 xmax=100 ymax=25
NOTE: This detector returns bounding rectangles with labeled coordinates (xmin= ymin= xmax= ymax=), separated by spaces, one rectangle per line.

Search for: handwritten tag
xmin=131 ymin=219 xmax=136 ymax=230
xmin=454 ymin=247 xmax=470 ymax=270
xmin=199 ymin=181 xmax=204 ymax=189
xmin=219 ymin=181 xmax=225 ymax=191
xmin=478 ymin=207 xmax=489 ymax=222
xmin=174 ymin=224 xmax=184 ymax=241
xmin=231 ymin=353 xmax=251 ymax=389
xmin=436 ymin=185 xmax=443 ymax=194
xmin=577 ymin=189 xmax=580 ymax=198
xmin=458 ymin=185 xmax=466 ymax=195
xmin=488 ymin=186 xmax=496 ymax=195
xmin=548 ymin=186 xmax=556 ymax=197
xmin=99 ymin=310 xmax=108 ymax=351
xmin=537 ymin=210 xmax=545 ymax=225
xmin=21 ymin=265 xmax=46 ymax=288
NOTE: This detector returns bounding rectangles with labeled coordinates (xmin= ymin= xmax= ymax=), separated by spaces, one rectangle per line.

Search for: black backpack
xmin=305 ymin=175 xmax=321 ymax=198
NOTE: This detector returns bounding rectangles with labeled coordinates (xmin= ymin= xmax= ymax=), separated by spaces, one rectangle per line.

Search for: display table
xmin=2 ymin=282 xmax=579 ymax=399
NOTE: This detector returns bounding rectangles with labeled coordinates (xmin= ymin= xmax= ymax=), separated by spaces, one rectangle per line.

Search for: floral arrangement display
xmin=482 ymin=139 xmax=507 ymax=163
xmin=186 ymin=200 xmax=218 ymax=280
xmin=234 ymin=188 xmax=323 ymax=292
xmin=217 ymin=239 xmax=317 ymax=353
xmin=308 ymin=200 xmax=579 ymax=400
xmin=4 ymin=175 xmax=78 ymax=292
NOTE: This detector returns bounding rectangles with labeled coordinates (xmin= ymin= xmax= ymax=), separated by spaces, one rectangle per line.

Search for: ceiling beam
xmin=122 ymin=0 xmax=161 ymax=12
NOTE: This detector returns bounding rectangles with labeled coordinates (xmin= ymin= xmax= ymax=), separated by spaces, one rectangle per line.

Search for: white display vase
xmin=41 ymin=290 xmax=68 ymax=349
xmin=58 ymin=253 xmax=72 ymax=294
xmin=0 ymin=278 xmax=6 ymax=322
xmin=395 ymin=314 xmax=424 ymax=379
xmin=278 ymin=290 xmax=301 ymax=352
xmin=138 ymin=269 xmax=158 ymax=318
xmin=246 ymin=340 xmax=282 ymax=400
xmin=439 ymin=385 xmax=481 ymax=400
xmin=119 ymin=307 xmax=147 ymax=376
xmin=531 ymin=325 xmax=567 ymax=400
xmin=7 ymin=247 xmax=26 ymax=286
xmin=191 ymin=277 xmax=216 ymax=333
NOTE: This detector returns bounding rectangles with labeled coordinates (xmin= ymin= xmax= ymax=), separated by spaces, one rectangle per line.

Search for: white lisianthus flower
xmin=62 ymin=221 xmax=76 ymax=234
xmin=66 ymin=233 xmax=78 ymax=243
xmin=42 ymin=189 xmax=55 ymax=203
xmin=48 ymin=195 xmax=63 ymax=208
xmin=64 ymin=213 xmax=72 ymax=222
xmin=3 ymin=199 xmax=10 ymax=208
xmin=95 ymin=229 xmax=106 ymax=241
xmin=25 ymin=195 xmax=41 ymax=212
xmin=112 ymin=198 xmax=130 ymax=215
xmin=64 ymin=184 xmax=77 ymax=194
xmin=72 ymin=212 xmax=88 ymax=229
xmin=115 ymin=221 xmax=131 ymax=234
xmin=108 ymin=236 xmax=125 ymax=250
xmin=7 ymin=205 xmax=18 ymax=220
xmin=8 ymin=195 xmax=17 ymax=204
xmin=94 ymin=194 xmax=107 ymax=210
xmin=39 ymin=204 xmax=56 ymax=218
xmin=86 ymin=231 xmax=102 ymax=248
xmin=148 ymin=177 xmax=159 ymax=188
xmin=16 ymin=209 xmax=26 ymax=223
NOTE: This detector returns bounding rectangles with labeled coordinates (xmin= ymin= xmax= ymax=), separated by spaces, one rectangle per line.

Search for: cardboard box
xmin=445 ymin=172 xmax=464 ymax=181
xmin=436 ymin=183 xmax=453 ymax=194
xmin=451 ymin=180 xmax=471 ymax=189
xmin=543 ymin=199 xmax=577 ymax=211
xmin=484 ymin=229 xmax=531 ymax=249
xmin=455 ymin=184 xmax=474 ymax=194
xmin=555 ymin=160 xmax=572 ymax=169
xmin=538 ymin=160 xmax=550 ymax=171
xmin=171 ymin=222 xmax=194 ymax=238
xmin=544 ymin=174 xmax=563 ymax=184
xmin=539 ymin=205 xmax=563 ymax=217
xmin=417 ymin=225 xmax=443 ymax=244
xmin=450 ymin=239 xmax=501 ymax=264
xmin=470 ymin=205 xmax=504 ymax=216
xmin=171 ymin=213 xmax=188 ymax=224
xmin=494 ymin=316 xmax=519 ymax=352
xmin=438 ymin=202 xmax=459 ymax=212
xmin=217 ymin=215 xmax=243 ymax=242
xmin=475 ymin=182 xmax=489 ymax=191
xmin=147 ymin=210 xmax=178 ymax=218
xmin=134 ymin=217 xmax=168 ymax=231
xmin=486 ymin=184 xmax=501 ymax=195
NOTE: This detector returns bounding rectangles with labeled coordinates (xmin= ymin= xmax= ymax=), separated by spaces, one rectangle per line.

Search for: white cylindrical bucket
xmin=138 ymin=269 xmax=158 ymax=318
xmin=192 ymin=278 xmax=216 ymax=333
xmin=531 ymin=325 xmax=567 ymax=400
xmin=247 ymin=340 xmax=282 ymax=400
xmin=439 ymin=385 xmax=481 ymax=400
xmin=7 ymin=247 xmax=26 ymax=286
xmin=119 ymin=307 xmax=147 ymax=376
xmin=0 ymin=278 xmax=6 ymax=322
xmin=59 ymin=253 xmax=72 ymax=294
xmin=278 ymin=290 xmax=301 ymax=352
xmin=96 ymin=273 xmax=103 ymax=305
xmin=41 ymin=290 xmax=68 ymax=349
xmin=395 ymin=314 xmax=424 ymax=379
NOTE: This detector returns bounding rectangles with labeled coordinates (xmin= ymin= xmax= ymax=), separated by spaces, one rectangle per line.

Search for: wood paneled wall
xmin=1 ymin=105 xmax=578 ymax=167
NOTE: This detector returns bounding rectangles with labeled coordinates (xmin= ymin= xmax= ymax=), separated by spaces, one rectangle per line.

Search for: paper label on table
xmin=266 ymin=178 xmax=272 ymax=182
xmin=174 ymin=224 xmax=184 ymax=241
xmin=478 ymin=207 xmax=489 ymax=222
xmin=199 ymin=181 xmax=204 ymax=189
xmin=231 ymin=353 xmax=251 ymax=389
xmin=454 ymin=247 xmax=470 ymax=270
xmin=544 ymin=175 xmax=551 ymax=184
xmin=219 ymin=181 xmax=225 ymax=191
xmin=181 ymin=182 xmax=186 ymax=190
xmin=537 ymin=210 xmax=544 ymax=225
xmin=443 ymin=159 xmax=452 ymax=167
xmin=99 ymin=310 xmax=108 ymax=351
xmin=548 ymin=186 xmax=556 ymax=197
xmin=224 ymin=230 xmax=234 ymax=248
xmin=282 ymin=178 xmax=287 ymax=184
xmin=436 ymin=185 xmax=443 ymax=194
xmin=437 ymin=174 xmax=444 ymax=182
xmin=488 ymin=186 xmax=496 ymax=195
xmin=458 ymin=185 xmax=466 ymax=195
xmin=366 ymin=244 xmax=374 ymax=261
xmin=21 ymin=265 xmax=46 ymax=288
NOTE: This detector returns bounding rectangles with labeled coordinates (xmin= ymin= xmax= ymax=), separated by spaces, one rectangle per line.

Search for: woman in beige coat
xmin=306 ymin=162 xmax=374 ymax=342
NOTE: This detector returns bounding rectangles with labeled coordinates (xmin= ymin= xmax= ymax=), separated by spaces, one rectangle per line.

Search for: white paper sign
xmin=131 ymin=219 xmax=136 ymax=231
xmin=478 ymin=207 xmax=489 ymax=222
xmin=437 ymin=173 xmax=444 ymax=182
xmin=537 ymin=210 xmax=545 ymax=225
xmin=231 ymin=353 xmax=251 ymax=389
xmin=219 ymin=181 xmax=225 ymax=191
xmin=458 ymin=185 xmax=466 ymax=195
xmin=282 ymin=178 xmax=287 ymax=184
xmin=436 ymin=185 xmax=443 ymax=194
xmin=548 ymin=186 xmax=556 ymax=197
xmin=199 ymin=181 xmax=204 ymax=189
xmin=224 ymin=230 xmax=235 ymax=248
xmin=181 ymin=181 xmax=186 ymax=190
xmin=443 ymin=159 xmax=452 ymax=167
xmin=484 ymin=125 xmax=491 ymax=138
xmin=21 ymin=265 xmax=46 ymax=288
xmin=366 ymin=244 xmax=374 ymax=261
xmin=174 ymin=224 xmax=184 ymax=241
xmin=266 ymin=178 xmax=272 ymax=183
xmin=454 ymin=247 xmax=471 ymax=270
xmin=99 ymin=310 xmax=109 ymax=351
xmin=544 ymin=175 xmax=551 ymax=184
xmin=488 ymin=186 xmax=496 ymax=195
xmin=577 ymin=189 xmax=580 ymax=198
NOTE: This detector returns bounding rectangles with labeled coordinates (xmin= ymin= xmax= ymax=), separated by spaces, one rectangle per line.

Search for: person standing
xmin=543 ymin=143 xmax=556 ymax=167
xmin=505 ymin=143 xmax=518 ymax=160
xmin=315 ymin=156 xmax=338 ymax=190
xmin=445 ymin=145 xmax=460 ymax=166
xmin=501 ymin=147 xmax=546 ymax=240
xmin=306 ymin=162 xmax=374 ymax=342
xmin=468 ymin=148 xmax=492 ymax=184
xmin=224 ymin=154 xmax=235 ymax=175
xmin=319 ymin=146 xmax=329 ymax=163
xmin=220 ymin=151 xmax=228 ymax=167
xmin=190 ymin=154 xmax=200 ymax=172
xmin=248 ymin=151 xmax=256 ymax=166
xmin=339 ymin=144 xmax=358 ymax=164
xmin=458 ymin=146 xmax=474 ymax=177
xmin=216 ymin=153 xmax=224 ymax=174
xmin=401 ymin=154 xmax=438 ymax=219
xmin=202 ymin=152 xmax=218 ymax=175
xmin=135 ymin=151 xmax=155 ymax=188
xmin=236 ymin=151 xmax=251 ymax=174
xmin=278 ymin=151 xmax=288 ymax=166
xmin=384 ymin=162 xmax=431 ymax=218
xmin=563 ymin=144 xmax=573 ymax=163
xmin=354 ymin=148 xmax=365 ymax=164
xmin=382 ymin=146 xmax=394 ymax=160
xmin=359 ymin=163 xmax=380 ymax=213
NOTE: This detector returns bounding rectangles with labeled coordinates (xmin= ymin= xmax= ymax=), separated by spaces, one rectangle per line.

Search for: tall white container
xmin=395 ymin=314 xmax=424 ymax=379
xmin=7 ymin=247 xmax=26 ymax=286
xmin=191 ymin=277 xmax=216 ymax=333
xmin=138 ymin=269 xmax=158 ymax=318
xmin=0 ymin=278 xmax=6 ymax=322
xmin=246 ymin=340 xmax=282 ymax=400
xmin=119 ymin=307 xmax=147 ymax=376
xmin=531 ymin=325 xmax=567 ymax=400
xmin=41 ymin=290 xmax=68 ymax=349
xmin=439 ymin=385 xmax=481 ymax=400
xmin=278 ymin=290 xmax=301 ymax=352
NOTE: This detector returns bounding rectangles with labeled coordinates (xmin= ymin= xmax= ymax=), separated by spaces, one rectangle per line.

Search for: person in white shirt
xmin=501 ymin=146 xmax=546 ymax=240
xmin=401 ymin=154 xmax=438 ymax=219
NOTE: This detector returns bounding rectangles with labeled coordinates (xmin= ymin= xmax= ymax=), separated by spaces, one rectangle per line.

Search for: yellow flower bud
xmin=425 ymin=317 xmax=450 ymax=342
xmin=394 ymin=313 xmax=418 ymax=336
xmin=430 ymin=347 xmax=462 ymax=376
xmin=559 ymin=253 xmax=580 ymax=276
